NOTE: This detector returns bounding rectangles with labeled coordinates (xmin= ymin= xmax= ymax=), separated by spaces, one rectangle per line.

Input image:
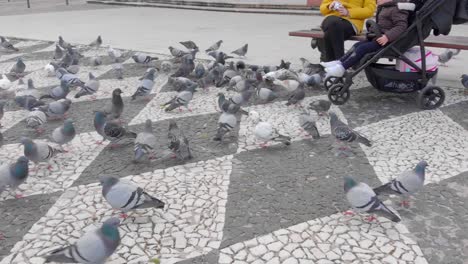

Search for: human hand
xmin=337 ymin=6 xmax=349 ymax=16
xmin=376 ymin=35 xmax=389 ymax=46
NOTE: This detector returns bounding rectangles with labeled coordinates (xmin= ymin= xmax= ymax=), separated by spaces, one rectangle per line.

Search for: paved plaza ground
xmin=0 ymin=3 xmax=468 ymax=264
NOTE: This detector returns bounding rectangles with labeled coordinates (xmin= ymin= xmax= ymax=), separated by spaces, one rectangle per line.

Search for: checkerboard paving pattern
xmin=1 ymin=37 xmax=467 ymax=264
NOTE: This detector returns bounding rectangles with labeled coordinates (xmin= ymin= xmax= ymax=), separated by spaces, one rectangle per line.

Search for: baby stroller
xmin=323 ymin=0 xmax=468 ymax=110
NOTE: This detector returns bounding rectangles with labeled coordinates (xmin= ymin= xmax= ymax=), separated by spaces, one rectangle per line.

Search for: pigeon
xmin=131 ymin=68 xmax=156 ymax=100
xmin=234 ymin=79 xmax=257 ymax=93
xmin=57 ymin=36 xmax=72 ymax=49
xmin=15 ymin=95 xmax=45 ymax=111
xmin=39 ymin=99 xmax=72 ymax=120
xmin=166 ymin=77 xmax=198 ymax=92
xmin=461 ymin=74 xmax=468 ymax=89
xmin=279 ymin=59 xmax=291 ymax=70
xmin=53 ymin=45 xmax=64 ymax=60
xmin=229 ymin=89 xmax=253 ymax=106
xmin=286 ymin=84 xmax=306 ymax=106
xmin=179 ymin=40 xmax=199 ymax=50
xmin=10 ymin=58 xmax=26 ymax=77
xmin=168 ymin=120 xmax=192 ymax=161
xmin=40 ymin=80 xmax=70 ymax=100
xmin=172 ymin=54 xmax=195 ymax=78
xmin=213 ymin=112 xmax=237 ymax=141
xmin=58 ymin=52 xmax=73 ymax=69
xmin=132 ymin=53 xmax=158 ymax=64
xmin=207 ymin=50 xmax=233 ymax=64
xmin=44 ymin=63 xmax=57 ymax=77
xmin=94 ymin=111 xmax=136 ymax=145
xmin=75 ymin=73 xmax=100 ymax=99
xmin=228 ymin=75 xmax=243 ymax=89
xmin=44 ymin=217 xmax=120 ymax=264
xmin=0 ymin=74 xmax=12 ymax=90
xmin=299 ymin=72 xmax=322 ymax=86
xmin=298 ymin=111 xmax=320 ymax=139
xmin=163 ymin=84 xmax=196 ymax=112
xmin=194 ymin=63 xmax=206 ymax=79
xmin=450 ymin=48 xmax=461 ymax=56
xmin=0 ymin=36 xmax=19 ymax=52
xmin=308 ymin=99 xmax=331 ymax=116
xmin=20 ymin=137 xmax=63 ymax=168
xmin=0 ymin=156 xmax=29 ymax=199
xmin=169 ymin=46 xmax=189 ymax=58
xmin=373 ymin=161 xmax=428 ymax=207
xmin=92 ymin=56 xmax=102 ymax=66
xmin=112 ymin=62 xmax=124 ymax=80
xmin=26 ymin=110 xmax=47 ymax=133
xmin=205 ymin=40 xmax=223 ymax=53
xmin=329 ymin=112 xmax=371 ymax=147
xmin=217 ymin=93 xmax=248 ymax=115
xmin=160 ymin=61 xmax=173 ymax=74
xmin=51 ymin=119 xmax=76 ymax=147
xmin=438 ymin=49 xmax=454 ymax=66
xmin=56 ymin=68 xmax=85 ymax=88
xmin=250 ymin=111 xmax=291 ymax=147
xmin=99 ymin=175 xmax=165 ymax=218
xmin=231 ymin=44 xmax=248 ymax=57
xmin=89 ymin=35 xmax=103 ymax=48
xmin=256 ymin=87 xmax=277 ymax=103
xmin=299 ymin=57 xmax=323 ymax=75
xmin=107 ymin=46 xmax=122 ymax=60
xmin=344 ymin=176 xmax=401 ymax=222
xmin=134 ymin=119 xmax=158 ymax=162
xmin=106 ymin=88 xmax=124 ymax=120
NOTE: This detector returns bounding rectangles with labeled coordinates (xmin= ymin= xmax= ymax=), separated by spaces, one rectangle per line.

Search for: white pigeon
xmin=0 ymin=74 xmax=12 ymax=90
xmin=249 ymin=111 xmax=291 ymax=147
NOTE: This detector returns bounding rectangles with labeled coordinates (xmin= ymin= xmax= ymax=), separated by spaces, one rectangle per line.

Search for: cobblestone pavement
xmin=0 ymin=38 xmax=467 ymax=264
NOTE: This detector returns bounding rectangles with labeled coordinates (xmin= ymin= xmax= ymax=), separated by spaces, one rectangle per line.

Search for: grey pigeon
xmin=113 ymin=62 xmax=124 ymax=80
xmin=89 ymin=35 xmax=103 ymax=48
xmin=230 ymin=89 xmax=253 ymax=106
xmin=0 ymin=156 xmax=29 ymax=199
xmin=0 ymin=36 xmax=19 ymax=52
xmin=40 ymin=80 xmax=70 ymax=100
xmin=373 ymin=161 xmax=428 ymax=206
xmin=231 ymin=44 xmax=248 ymax=57
xmin=20 ymin=137 xmax=63 ymax=167
xmin=160 ymin=61 xmax=173 ymax=74
xmin=92 ymin=56 xmax=102 ymax=66
xmin=44 ymin=217 xmax=120 ymax=263
xmin=56 ymin=68 xmax=85 ymax=88
xmin=40 ymin=99 xmax=72 ymax=120
xmin=94 ymin=111 xmax=136 ymax=145
xmin=75 ymin=72 xmax=100 ymax=99
xmin=279 ymin=59 xmax=291 ymax=70
xmin=213 ymin=112 xmax=237 ymax=141
xmin=26 ymin=110 xmax=47 ymax=133
xmin=344 ymin=176 xmax=401 ymax=222
xmin=166 ymin=77 xmax=198 ymax=92
xmin=66 ymin=64 xmax=80 ymax=75
xmin=58 ymin=52 xmax=73 ymax=69
xmin=217 ymin=93 xmax=248 ymax=115
xmin=168 ymin=120 xmax=192 ymax=161
xmin=134 ymin=119 xmax=158 ymax=162
xmin=53 ymin=45 xmax=64 ymax=60
xmin=57 ymin=36 xmax=72 ymax=49
xmin=10 ymin=58 xmax=26 ymax=76
xmin=234 ymin=79 xmax=256 ymax=93
xmin=194 ymin=63 xmax=206 ymax=79
xmin=308 ymin=99 xmax=331 ymax=116
xmin=107 ymin=88 xmax=124 ymax=120
xmin=163 ymin=85 xmax=196 ymax=112
xmin=461 ymin=74 xmax=468 ymax=89
xmin=131 ymin=68 xmax=156 ymax=100
xmin=256 ymin=87 xmax=277 ymax=103
xmin=205 ymin=40 xmax=223 ymax=53
xmin=100 ymin=176 xmax=164 ymax=216
xmin=51 ymin=119 xmax=76 ymax=147
xmin=132 ymin=53 xmax=158 ymax=64
xmin=298 ymin=111 xmax=320 ymax=139
xmin=179 ymin=40 xmax=199 ymax=50
xmin=329 ymin=112 xmax=371 ymax=147
xmin=299 ymin=57 xmax=323 ymax=75
xmin=172 ymin=54 xmax=195 ymax=78
xmin=15 ymin=95 xmax=45 ymax=111
xmin=207 ymin=50 xmax=233 ymax=65
xmin=107 ymin=46 xmax=122 ymax=61
xmin=169 ymin=46 xmax=189 ymax=58
xmin=286 ymin=84 xmax=305 ymax=106
xmin=438 ymin=49 xmax=454 ymax=66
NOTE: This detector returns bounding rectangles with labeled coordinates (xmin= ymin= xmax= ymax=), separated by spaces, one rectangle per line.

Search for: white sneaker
xmin=320 ymin=60 xmax=341 ymax=68
xmin=325 ymin=64 xmax=345 ymax=77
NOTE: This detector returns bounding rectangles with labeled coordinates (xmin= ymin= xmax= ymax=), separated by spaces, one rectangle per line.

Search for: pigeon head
xmin=11 ymin=156 xmax=29 ymax=180
xmin=89 ymin=72 xmax=96 ymax=80
xmin=248 ymin=110 xmax=260 ymax=124
xmin=99 ymin=175 xmax=118 ymax=188
xmin=61 ymin=99 xmax=72 ymax=107
xmin=18 ymin=78 xmax=25 ymax=85
xmin=236 ymin=61 xmax=246 ymax=70
xmin=344 ymin=176 xmax=358 ymax=193
xmin=414 ymin=160 xmax=428 ymax=179
xmin=462 ymin=74 xmax=468 ymax=79
xmin=161 ymin=61 xmax=172 ymax=73
xmin=17 ymin=57 xmax=24 ymax=64
xmin=27 ymin=79 xmax=34 ymax=89
xmin=101 ymin=217 xmax=120 ymax=241
xmin=0 ymin=36 xmax=5 ymax=42
xmin=63 ymin=119 xmax=75 ymax=132
xmin=113 ymin=88 xmax=123 ymax=96
xmin=328 ymin=111 xmax=338 ymax=122
xmin=144 ymin=119 xmax=153 ymax=129
xmin=20 ymin=137 xmax=36 ymax=154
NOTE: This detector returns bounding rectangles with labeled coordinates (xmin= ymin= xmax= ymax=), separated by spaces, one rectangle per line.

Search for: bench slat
xmin=289 ymin=29 xmax=468 ymax=50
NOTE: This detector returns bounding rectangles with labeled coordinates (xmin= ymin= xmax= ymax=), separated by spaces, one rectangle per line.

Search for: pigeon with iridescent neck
xmin=0 ymin=156 xmax=29 ymax=199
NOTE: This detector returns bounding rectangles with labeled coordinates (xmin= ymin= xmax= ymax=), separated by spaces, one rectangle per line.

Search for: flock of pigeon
xmin=0 ymin=34 xmax=455 ymax=263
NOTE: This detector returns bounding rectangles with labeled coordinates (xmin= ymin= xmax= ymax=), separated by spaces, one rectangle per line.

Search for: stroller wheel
xmin=328 ymin=83 xmax=350 ymax=105
xmin=417 ymin=86 xmax=445 ymax=110
xmin=324 ymin=76 xmax=343 ymax=91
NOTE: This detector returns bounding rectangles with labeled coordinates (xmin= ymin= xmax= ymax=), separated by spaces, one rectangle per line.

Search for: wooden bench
xmin=289 ymin=29 xmax=468 ymax=50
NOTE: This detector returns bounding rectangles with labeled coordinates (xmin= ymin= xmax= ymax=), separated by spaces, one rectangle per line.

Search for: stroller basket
xmin=364 ymin=63 xmax=437 ymax=93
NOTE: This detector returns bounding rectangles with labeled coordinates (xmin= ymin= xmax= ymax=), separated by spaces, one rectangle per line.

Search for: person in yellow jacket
xmin=318 ymin=0 xmax=377 ymax=62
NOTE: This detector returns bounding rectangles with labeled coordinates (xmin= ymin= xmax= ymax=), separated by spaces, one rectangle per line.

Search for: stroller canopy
xmin=426 ymin=0 xmax=468 ymax=35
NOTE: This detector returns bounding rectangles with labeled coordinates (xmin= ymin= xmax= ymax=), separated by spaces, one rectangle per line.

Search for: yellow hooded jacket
xmin=320 ymin=0 xmax=377 ymax=34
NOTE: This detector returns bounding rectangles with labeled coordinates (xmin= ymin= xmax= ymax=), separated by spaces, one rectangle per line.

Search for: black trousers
xmin=318 ymin=16 xmax=356 ymax=62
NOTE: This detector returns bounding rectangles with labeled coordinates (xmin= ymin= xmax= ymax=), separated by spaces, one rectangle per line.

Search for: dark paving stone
xmin=175 ymin=250 xmax=219 ymax=264
xmin=221 ymin=138 xmax=379 ymax=248
xmin=2 ymin=95 xmax=154 ymax=144
xmin=441 ymin=100 xmax=468 ymax=131
xmin=0 ymin=191 xmax=62 ymax=258
xmin=340 ymin=87 xmax=420 ymax=127
xmin=73 ymin=112 xmax=240 ymax=186
xmin=396 ymin=172 xmax=468 ymax=264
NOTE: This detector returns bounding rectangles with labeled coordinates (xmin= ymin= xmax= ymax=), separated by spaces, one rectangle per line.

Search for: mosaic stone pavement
xmin=0 ymin=38 xmax=468 ymax=264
